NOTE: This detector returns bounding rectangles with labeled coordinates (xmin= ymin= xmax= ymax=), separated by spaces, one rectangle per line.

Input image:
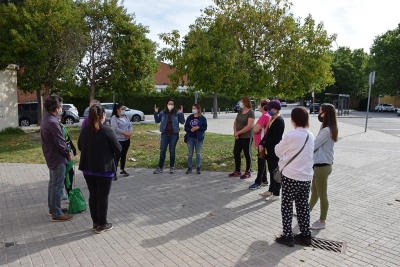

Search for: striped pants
xmin=281 ymin=176 xmax=311 ymax=237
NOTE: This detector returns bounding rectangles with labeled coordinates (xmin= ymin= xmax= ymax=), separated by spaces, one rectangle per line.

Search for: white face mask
xmin=192 ymin=109 xmax=198 ymax=114
xmin=239 ymin=102 xmax=244 ymax=109
xmin=57 ymin=108 xmax=63 ymax=116
xmin=167 ymin=105 xmax=174 ymax=111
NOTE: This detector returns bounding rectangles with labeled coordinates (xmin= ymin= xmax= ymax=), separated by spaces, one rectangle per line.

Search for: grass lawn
xmin=0 ymin=125 xmax=259 ymax=172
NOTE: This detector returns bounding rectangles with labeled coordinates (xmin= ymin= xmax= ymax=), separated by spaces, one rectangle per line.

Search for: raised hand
xmin=179 ymin=105 xmax=183 ymax=113
xmin=154 ymin=104 xmax=159 ymax=112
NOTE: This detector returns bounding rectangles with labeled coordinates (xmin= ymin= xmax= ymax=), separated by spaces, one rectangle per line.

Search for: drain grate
xmin=309 ymin=237 xmax=346 ymax=253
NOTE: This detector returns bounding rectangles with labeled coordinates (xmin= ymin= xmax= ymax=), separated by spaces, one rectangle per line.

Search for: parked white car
xmin=101 ymin=103 xmax=145 ymax=122
xmin=375 ymin=103 xmax=394 ymax=112
xmin=397 ymin=108 xmax=400 ymax=116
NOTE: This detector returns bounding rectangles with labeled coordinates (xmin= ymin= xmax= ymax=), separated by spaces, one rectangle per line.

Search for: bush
xmin=63 ymin=91 xmax=239 ymax=116
xmin=0 ymin=127 xmax=25 ymax=136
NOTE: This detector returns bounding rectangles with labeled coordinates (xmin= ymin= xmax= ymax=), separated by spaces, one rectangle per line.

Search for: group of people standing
xmin=41 ymin=94 xmax=337 ymax=244
xmin=153 ymin=99 xmax=208 ymax=174
xmin=230 ymin=97 xmax=338 ymax=247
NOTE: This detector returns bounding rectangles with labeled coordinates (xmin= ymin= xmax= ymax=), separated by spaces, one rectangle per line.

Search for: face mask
xmin=57 ymin=109 xmax=63 ymax=116
xmin=318 ymin=113 xmax=324 ymax=122
xmin=120 ymin=110 xmax=126 ymax=116
xmin=168 ymin=105 xmax=174 ymax=111
xmin=239 ymin=102 xmax=244 ymax=109
xmin=268 ymin=110 xmax=274 ymax=117
xmin=192 ymin=109 xmax=198 ymax=114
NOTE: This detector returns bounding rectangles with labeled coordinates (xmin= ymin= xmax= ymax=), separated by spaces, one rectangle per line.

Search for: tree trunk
xmin=213 ymin=92 xmax=218 ymax=119
xmin=90 ymin=83 xmax=95 ymax=103
xmin=36 ymin=89 xmax=43 ymax=125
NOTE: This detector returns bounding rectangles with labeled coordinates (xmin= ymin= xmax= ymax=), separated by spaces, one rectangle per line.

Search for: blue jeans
xmin=48 ymin=163 xmax=66 ymax=218
xmin=187 ymin=137 xmax=203 ymax=168
xmin=158 ymin=133 xmax=179 ymax=168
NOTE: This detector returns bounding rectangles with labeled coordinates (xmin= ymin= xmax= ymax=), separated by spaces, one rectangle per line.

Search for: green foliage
xmin=324 ymin=47 xmax=369 ymax=98
xmin=77 ymin=0 xmax=158 ymax=103
xmin=158 ymin=0 xmax=335 ymax=99
xmin=368 ymin=26 xmax=400 ymax=96
xmin=0 ymin=127 xmax=25 ymax=136
xmin=0 ymin=0 xmax=87 ymax=96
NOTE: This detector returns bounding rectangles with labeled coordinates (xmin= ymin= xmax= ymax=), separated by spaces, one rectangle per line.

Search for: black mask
xmin=318 ymin=113 xmax=324 ymax=122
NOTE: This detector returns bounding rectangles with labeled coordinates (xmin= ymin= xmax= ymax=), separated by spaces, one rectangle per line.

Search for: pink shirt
xmin=254 ymin=112 xmax=271 ymax=146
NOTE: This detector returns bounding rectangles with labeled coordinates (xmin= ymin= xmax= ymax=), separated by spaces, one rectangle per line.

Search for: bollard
xmin=203 ymin=108 xmax=205 ymax=114
xmin=218 ymin=108 xmax=220 ymax=114
xmin=225 ymin=108 xmax=228 ymax=113
xmin=211 ymin=108 xmax=213 ymax=114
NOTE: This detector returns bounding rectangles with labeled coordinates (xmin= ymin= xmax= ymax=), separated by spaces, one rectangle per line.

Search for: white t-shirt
xmin=275 ymin=127 xmax=314 ymax=181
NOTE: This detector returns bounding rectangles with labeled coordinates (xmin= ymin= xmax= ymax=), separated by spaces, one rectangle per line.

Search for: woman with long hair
xmin=111 ymin=103 xmax=132 ymax=180
xmin=153 ymin=99 xmax=185 ymax=174
xmin=78 ymin=104 xmax=121 ymax=234
xmin=274 ymin=107 xmax=314 ymax=247
xmin=184 ymin=103 xmax=208 ymax=174
xmin=260 ymin=100 xmax=285 ymax=201
xmin=309 ymin=103 xmax=338 ymax=230
xmin=249 ymin=99 xmax=271 ymax=189
xmin=229 ymin=96 xmax=255 ymax=179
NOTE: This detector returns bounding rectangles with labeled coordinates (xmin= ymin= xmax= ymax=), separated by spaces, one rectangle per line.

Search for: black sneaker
xmin=120 ymin=170 xmax=129 ymax=177
xmin=113 ymin=172 xmax=117 ymax=181
xmin=294 ymin=233 xmax=312 ymax=246
xmin=186 ymin=167 xmax=192 ymax=174
xmin=196 ymin=166 xmax=201 ymax=174
xmin=95 ymin=223 xmax=113 ymax=234
xmin=275 ymin=234 xmax=294 ymax=247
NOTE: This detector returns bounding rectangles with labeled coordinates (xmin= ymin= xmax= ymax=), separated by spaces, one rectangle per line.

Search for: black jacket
xmin=78 ymin=124 xmax=122 ymax=173
xmin=260 ymin=116 xmax=285 ymax=158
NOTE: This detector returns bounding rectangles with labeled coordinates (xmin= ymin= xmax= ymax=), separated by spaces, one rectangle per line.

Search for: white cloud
xmin=124 ymin=0 xmax=400 ymax=53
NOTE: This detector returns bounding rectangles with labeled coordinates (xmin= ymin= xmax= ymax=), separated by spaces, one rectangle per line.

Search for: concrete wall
xmin=0 ymin=65 xmax=19 ymax=131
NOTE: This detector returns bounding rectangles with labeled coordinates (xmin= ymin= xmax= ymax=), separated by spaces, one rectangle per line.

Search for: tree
xmin=0 ymin=0 xmax=87 ymax=122
xmin=77 ymin=0 xmax=158 ymax=103
xmin=159 ymin=0 xmax=335 ymax=117
xmin=324 ymin=47 xmax=369 ymax=98
xmin=368 ymin=25 xmax=400 ymax=97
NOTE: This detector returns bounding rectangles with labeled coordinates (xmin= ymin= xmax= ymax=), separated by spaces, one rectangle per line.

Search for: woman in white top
xmin=111 ymin=103 xmax=132 ymax=180
xmin=274 ymin=107 xmax=314 ymax=247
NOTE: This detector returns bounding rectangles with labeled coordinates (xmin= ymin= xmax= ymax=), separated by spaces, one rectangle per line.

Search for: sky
xmin=124 ymin=0 xmax=400 ymax=53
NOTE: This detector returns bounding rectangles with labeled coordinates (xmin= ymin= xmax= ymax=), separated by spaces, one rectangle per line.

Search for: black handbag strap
xmin=281 ymin=133 xmax=309 ymax=173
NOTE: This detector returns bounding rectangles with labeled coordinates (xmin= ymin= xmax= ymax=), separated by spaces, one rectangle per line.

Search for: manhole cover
xmin=295 ymin=237 xmax=346 ymax=253
xmin=312 ymin=237 xmax=346 ymax=253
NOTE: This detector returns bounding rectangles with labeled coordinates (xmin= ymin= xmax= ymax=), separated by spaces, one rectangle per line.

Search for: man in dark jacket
xmin=41 ymin=95 xmax=74 ymax=222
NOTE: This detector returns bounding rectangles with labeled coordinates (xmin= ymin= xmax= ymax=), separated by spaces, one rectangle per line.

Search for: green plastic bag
xmin=68 ymin=188 xmax=86 ymax=214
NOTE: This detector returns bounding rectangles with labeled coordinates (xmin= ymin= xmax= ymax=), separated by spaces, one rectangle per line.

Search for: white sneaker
xmin=310 ymin=219 xmax=326 ymax=230
xmin=265 ymin=195 xmax=280 ymax=201
xmin=260 ymin=191 xmax=273 ymax=197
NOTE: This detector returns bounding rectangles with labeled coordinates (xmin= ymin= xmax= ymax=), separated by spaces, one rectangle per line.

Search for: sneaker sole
xmin=95 ymin=226 xmax=114 ymax=234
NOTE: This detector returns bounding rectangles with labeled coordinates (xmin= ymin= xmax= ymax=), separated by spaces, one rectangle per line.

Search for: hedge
xmin=63 ymin=91 xmax=240 ymax=116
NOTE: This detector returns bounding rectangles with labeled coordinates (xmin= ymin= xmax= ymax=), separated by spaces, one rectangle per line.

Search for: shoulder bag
xmin=273 ymin=133 xmax=310 ymax=183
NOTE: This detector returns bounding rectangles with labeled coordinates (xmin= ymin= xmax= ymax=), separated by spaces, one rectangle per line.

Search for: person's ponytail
xmin=89 ymin=104 xmax=105 ymax=132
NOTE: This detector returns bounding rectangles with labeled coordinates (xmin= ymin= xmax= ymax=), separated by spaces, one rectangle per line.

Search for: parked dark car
xmin=18 ymin=102 xmax=38 ymax=126
xmin=309 ymin=103 xmax=320 ymax=113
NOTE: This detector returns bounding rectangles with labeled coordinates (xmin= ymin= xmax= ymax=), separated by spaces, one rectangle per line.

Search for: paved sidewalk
xmin=1 ymin=116 xmax=400 ymax=266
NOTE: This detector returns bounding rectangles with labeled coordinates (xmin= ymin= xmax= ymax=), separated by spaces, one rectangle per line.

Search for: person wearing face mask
xmin=184 ymin=104 xmax=208 ymax=174
xmin=153 ymin=99 xmax=185 ymax=174
xmin=111 ymin=103 xmax=133 ymax=179
xmin=78 ymin=104 xmax=121 ymax=233
xmin=229 ymin=96 xmax=255 ymax=179
xmin=40 ymin=95 xmax=74 ymax=222
xmin=308 ymin=103 xmax=338 ymax=230
xmin=248 ymin=99 xmax=271 ymax=189
xmin=259 ymin=100 xmax=285 ymax=201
